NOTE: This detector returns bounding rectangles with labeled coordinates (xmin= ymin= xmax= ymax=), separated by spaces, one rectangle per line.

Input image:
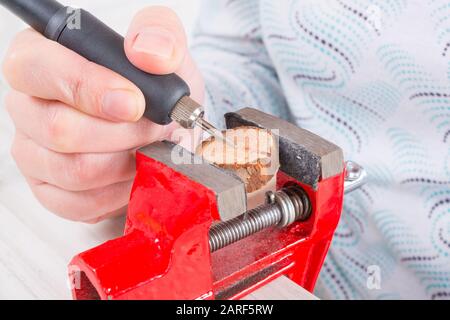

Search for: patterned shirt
xmin=192 ymin=0 xmax=450 ymax=299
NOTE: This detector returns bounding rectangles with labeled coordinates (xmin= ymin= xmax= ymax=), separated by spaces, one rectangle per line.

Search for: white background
xmin=0 ymin=0 xmax=200 ymax=299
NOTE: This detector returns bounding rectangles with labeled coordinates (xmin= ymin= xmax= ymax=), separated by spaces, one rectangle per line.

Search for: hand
xmin=2 ymin=6 xmax=204 ymax=223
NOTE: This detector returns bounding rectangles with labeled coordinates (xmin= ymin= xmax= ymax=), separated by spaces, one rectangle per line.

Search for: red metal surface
xmin=69 ymin=149 xmax=345 ymax=300
xmin=211 ymin=171 xmax=344 ymax=298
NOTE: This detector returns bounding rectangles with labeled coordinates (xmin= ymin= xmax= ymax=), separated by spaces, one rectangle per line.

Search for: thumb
xmin=124 ymin=6 xmax=188 ymax=75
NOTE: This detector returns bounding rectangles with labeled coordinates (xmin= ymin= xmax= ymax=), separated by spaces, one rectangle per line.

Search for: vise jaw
xmin=68 ymin=108 xmax=345 ymax=300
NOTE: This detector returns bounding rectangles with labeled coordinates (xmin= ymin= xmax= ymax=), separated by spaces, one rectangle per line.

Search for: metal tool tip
xmin=196 ymin=118 xmax=235 ymax=147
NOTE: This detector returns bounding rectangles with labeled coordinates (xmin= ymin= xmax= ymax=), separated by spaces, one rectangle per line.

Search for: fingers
xmin=2 ymin=29 xmax=145 ymax=122
xmin=124 ymin=7 xmax=204 ymax=103
xmin=2 ymin=10 xmax=206 ymax=224
xmin=125 ymin=6 xmax=188 ymax=74
xmin=11 ymin=133 xmax=136 ymax=191
xmin=27 ymin=177 xmax=132 ymax=222
xmin=5 ymin=90 xmax=171 ymax=153
xmin=176 ymin=50 xmax=205 ymax=103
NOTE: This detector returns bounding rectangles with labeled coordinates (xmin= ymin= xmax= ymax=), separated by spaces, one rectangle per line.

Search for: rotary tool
xmin=0 ymin=0 xmax=231 ymax=144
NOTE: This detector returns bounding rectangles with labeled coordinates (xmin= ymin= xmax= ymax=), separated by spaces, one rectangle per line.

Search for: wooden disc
xmin=197 ymin=126 xmax=279 ymax=193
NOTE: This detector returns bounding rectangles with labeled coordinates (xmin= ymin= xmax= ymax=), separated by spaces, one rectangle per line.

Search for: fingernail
xmin=132 ymin=26 xmax=175 ymax=59
xmin=102 ymin=89 xmax=144 ymax=121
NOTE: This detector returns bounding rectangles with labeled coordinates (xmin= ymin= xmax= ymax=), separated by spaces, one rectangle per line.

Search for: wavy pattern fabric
xmin=192 ymin=0 xmax=450 ymax=299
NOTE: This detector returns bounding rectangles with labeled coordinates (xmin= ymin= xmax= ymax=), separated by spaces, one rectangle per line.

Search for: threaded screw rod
xmin=209 ymin=203 xmax=281 ymax=252
xmin=208 ymin=187 xmax=310 ymax=252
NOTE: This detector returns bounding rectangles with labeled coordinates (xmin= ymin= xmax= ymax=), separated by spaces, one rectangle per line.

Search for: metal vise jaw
xmin=68 ymin=108 xmax=346 ymax=300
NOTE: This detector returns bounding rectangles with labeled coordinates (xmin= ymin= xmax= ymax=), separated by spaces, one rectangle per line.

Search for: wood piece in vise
xmin=197 ymin=127 xmax=280 ymax=209
xmin=197 ymin=127 xmax=280 ymax=192
xmin=139 ymin=141 xmax=247 ymax=221
xmin=225 ymin=108 xmax=344 ymax=189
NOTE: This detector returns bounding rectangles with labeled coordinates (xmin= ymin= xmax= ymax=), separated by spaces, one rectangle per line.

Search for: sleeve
xmin=190 ymin=0 xmax=290 ymax=128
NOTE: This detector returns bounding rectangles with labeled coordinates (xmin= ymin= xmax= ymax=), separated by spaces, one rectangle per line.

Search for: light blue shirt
xmin=192 ymin=0 xmax=450 ymax=299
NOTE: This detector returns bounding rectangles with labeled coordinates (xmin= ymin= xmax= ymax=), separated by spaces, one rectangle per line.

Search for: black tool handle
xmin=1 ymin=0 xmax=190 ymax=125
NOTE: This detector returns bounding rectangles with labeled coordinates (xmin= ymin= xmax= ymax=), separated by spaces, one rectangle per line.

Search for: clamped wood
xmin=68 ymin=108 xmax=345 ymax=300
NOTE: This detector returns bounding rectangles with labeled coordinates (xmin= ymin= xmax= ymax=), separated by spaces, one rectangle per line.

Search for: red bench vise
xmin=68 ymin=108 xmax=365 ymax=300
